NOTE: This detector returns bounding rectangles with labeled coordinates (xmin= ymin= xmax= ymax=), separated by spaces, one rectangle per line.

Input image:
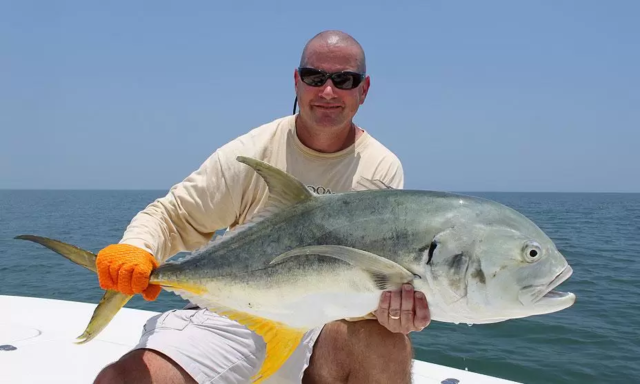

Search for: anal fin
xmin=213 ymin=307 xmax=307 ymax=383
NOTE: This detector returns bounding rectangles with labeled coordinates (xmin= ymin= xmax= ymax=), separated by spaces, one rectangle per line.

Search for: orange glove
xmin=96 ymin=244 xmax=162 ymax=301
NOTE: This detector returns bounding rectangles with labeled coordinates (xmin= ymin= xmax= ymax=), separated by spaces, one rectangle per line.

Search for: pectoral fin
xmin=270 ymin=245 xmax=415 ymax=290
xmin=211 ymin=307 xmax=306 ymax=383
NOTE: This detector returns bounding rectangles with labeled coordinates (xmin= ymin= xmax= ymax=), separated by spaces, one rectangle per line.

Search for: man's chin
xmin=312 ymin=114 xmax=348 ymax=128
xmin=314 ymin=119 xmax=348 ymax=130
xmin=298 ymin=111 xmax=349 ymax=130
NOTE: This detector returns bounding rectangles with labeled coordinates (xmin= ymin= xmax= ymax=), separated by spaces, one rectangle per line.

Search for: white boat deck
xmin=0 ymin=295 xmax=520 ymax=383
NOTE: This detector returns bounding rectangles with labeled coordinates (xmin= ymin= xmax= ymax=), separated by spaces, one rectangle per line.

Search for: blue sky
xmin=1 ymin=1 xmax=638 ymax=192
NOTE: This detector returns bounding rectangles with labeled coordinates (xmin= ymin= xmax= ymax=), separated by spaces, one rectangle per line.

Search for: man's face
xmin=294 ymin=44 xmax=370 ymax=130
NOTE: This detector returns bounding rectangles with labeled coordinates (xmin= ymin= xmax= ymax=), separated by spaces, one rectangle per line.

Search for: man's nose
xmin=319 ymin=82 xmax=338 ymax=100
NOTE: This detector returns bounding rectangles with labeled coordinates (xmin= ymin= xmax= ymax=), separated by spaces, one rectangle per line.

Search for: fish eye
xmin=523 ymin=241 xmax=543 ymax=262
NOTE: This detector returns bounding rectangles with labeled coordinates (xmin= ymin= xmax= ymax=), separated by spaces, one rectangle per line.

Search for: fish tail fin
xmin=15 ymin=234 xmax=98 ymax=272
xmin=75 ymin=290 xmax=133 ymax=343
xmin=14 ymin=234 xmax=131 ymax=342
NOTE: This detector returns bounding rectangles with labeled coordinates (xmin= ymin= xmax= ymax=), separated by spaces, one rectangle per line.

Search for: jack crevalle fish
xmin=16 ymin=156 xmax=576 ymax=382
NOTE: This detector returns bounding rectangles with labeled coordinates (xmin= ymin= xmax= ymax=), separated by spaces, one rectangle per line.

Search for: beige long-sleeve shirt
xmin=120 ymin=115 xmax=404 ymax=263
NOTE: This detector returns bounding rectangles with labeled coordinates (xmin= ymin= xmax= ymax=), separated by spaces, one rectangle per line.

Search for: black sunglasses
xmin=297 ymin=67 xmax=366 ymax=90
xmin=293 ymin=67 xmax=366 ymax=114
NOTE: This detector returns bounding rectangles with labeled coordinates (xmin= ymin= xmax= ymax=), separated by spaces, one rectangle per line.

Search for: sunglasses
xmin=297 ymin=67 xmax=366 ymax=90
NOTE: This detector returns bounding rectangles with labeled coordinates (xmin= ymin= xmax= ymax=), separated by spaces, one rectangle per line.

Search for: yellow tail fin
xmin=15 ymin=235 xmax=134 ymax=343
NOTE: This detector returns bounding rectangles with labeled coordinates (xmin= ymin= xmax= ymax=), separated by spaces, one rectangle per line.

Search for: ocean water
xmin=1 ymin=190 xmax=638 ymax=383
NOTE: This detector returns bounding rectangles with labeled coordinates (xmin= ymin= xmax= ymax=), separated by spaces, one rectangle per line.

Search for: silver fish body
xmin=152 ymin=186 xmax=574 ymax=329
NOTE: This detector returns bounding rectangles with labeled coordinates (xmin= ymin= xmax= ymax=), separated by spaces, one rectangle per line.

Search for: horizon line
xmin=1 ymin=188 xmax=638 ymax=194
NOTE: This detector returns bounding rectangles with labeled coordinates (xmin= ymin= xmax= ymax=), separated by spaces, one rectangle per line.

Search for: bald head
xmin=299 ymin=30 xmax=366 ymax=73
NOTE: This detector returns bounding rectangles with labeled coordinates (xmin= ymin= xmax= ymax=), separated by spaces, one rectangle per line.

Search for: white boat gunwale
xmin=0 ymin=295 xmax=521 ymax=384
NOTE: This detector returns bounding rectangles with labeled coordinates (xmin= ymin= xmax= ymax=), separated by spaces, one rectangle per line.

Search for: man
xmin=94 ymin=30 xmax=430 ymax=384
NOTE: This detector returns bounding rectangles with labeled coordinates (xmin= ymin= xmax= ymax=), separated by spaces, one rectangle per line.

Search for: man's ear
xmin=360 ymin=75 xmax=371 ymax=105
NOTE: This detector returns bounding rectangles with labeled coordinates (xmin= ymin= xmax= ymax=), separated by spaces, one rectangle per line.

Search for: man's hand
xmin=96 ymin=244 xmax=162 ymax=301
xmin=375 ymin=284 xmax=431 ymax=334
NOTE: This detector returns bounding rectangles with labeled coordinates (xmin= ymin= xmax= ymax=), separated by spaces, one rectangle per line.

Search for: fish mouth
xmin=519 ymin=265 xmax=575 ymax=306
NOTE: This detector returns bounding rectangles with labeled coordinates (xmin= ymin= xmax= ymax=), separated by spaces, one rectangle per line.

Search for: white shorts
xmin=133 ymin=307 xmax=323 ymax=384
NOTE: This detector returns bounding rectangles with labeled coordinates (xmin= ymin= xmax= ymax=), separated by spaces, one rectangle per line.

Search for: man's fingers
xmin=400 ymin=284 xmax=414 ymax=331
xmin=376 ymin=291 xmax=391 ymax=327
xmin=117 ymin=264 xmax=136 ymax=295
xmin=376 ymin=287 xmax=429 ymax=334
xmin=414 ymin=291 xmax=431 ymax=329
xmin=142 ymin=284 xmax=162 ymax=301
xmin=389 ymin=288 xmax=402 ymax=321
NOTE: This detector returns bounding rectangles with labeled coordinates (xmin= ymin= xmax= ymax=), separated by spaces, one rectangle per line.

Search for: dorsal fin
xmin=182 ymin=156 xmax=318 ymax=254
xmin=236 ymin=156 xmax=316 ymax=210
